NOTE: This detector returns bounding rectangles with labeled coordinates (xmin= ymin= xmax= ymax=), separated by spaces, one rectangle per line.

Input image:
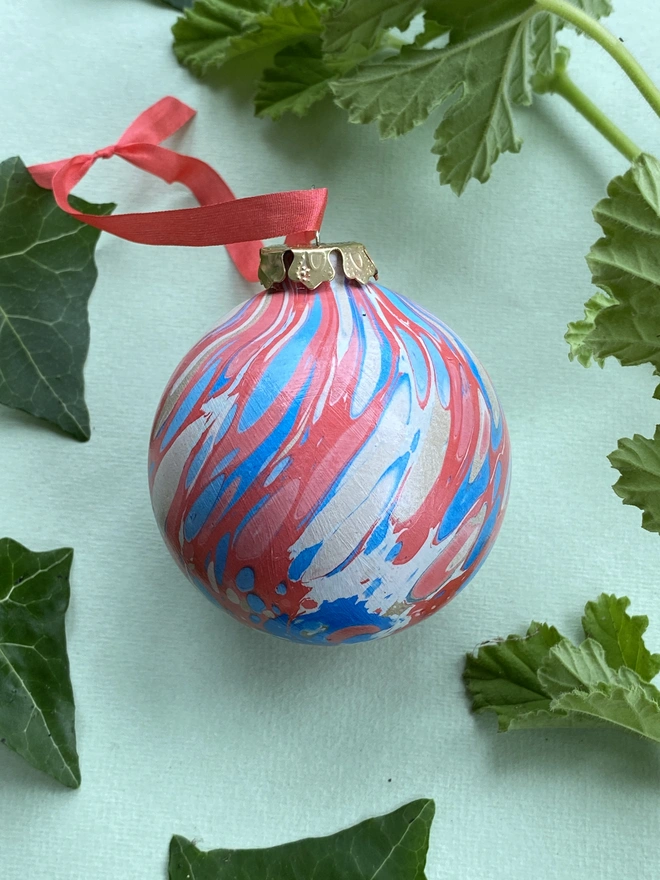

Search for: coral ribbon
xmin=28 ymin=96 xmax=328 ymax=283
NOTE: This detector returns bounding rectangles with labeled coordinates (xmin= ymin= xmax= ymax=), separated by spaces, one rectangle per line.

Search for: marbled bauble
xmin=149 ymin=270 xmax=511 ymax=644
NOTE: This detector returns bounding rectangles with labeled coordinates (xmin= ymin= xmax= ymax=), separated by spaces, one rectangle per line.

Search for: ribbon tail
xmin=25 ymin=97 xmax=329 ymax=286
xmin=28 ymin=158 xmax=72 ymax=188
xmin=116 ymin=96 xmax=196 ymax=147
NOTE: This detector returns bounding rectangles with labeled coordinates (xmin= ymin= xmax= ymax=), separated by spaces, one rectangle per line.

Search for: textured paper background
xmin=2 ymin=2 xmax=660 ymax=877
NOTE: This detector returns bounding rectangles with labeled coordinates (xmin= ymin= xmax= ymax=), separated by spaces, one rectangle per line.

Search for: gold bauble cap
xmin=258 ymin=241 xmax=378 ymax=291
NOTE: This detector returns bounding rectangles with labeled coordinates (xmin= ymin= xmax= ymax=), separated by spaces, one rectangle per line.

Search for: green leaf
xmin=161 ymin=0 xmax=193 ymax=9
xmin=553 ymin=683 xmax=660 ymax=742
xmin=0 ymin=538 xmax=79 ymax=788
xmin=0 ymin=157 xmax=113 ymax=441
xmin=576 ymin=154 xmax=660 ymax=372
xmin=463 ymin=621 xmax=564 ymax=730
xmin=508 ymin=14 xmax=553 ymax=106
xmin=255 ymin=39 xmax=334 ymax=118
xmin=609 ymin=428 xmax=660 ymax=534
xmin=168 ymin=799 xmax=435 ymax=879
xmin=466 ymin=598 xmax=660 ymax=746
xmin=332 ymin=3 xmax=541 ymax=194
xmin=565 ymin=0 xmax=613 ymax=24
xmin=541 ymin=640 xmax=660 ymax=742
xmin=254 ymin=36 xmax=371 ymax=119
xmin=565 ymin=290 xmax=615 ymax=367
xmin=323 ymin=0 xmax=423 ymax=56
xmin=173 ymin=0 xmax=325 ymax=76
xmin=582 ymin=594 xmax=660 ymax=681
xmin=425 ymin=0 xmax=611 ymax=31
xmin=413 ymin=18 xmax=450 ymax=47
xmin=332 ymin=0 xmax=613 ymax=193
xmin=172 ymin=0 xmax=272 ymax=75
xmin=538 ymin=638 xmax=622 ymax=695
xmin=528 ymin=12 xmax=560 ymax=78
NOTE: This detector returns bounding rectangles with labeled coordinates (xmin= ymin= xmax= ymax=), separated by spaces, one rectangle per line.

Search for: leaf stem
xmin=536 ymin=0 xmax=660 ymax=122
xmin=533 ymin=52 xmax=642 ymax=162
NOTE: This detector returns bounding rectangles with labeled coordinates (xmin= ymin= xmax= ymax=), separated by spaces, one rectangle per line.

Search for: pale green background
xmin=2 ymin=1 xmax=660 ymax=877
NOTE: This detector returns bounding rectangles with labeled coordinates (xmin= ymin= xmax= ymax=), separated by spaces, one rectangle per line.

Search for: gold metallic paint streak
xmin=469 ymin=390 xmax=490 ymax=482
xmin=393 ymin=403 xmax=451 ymax=523
xmin=446 ymin=505 xmax=487 ymax=573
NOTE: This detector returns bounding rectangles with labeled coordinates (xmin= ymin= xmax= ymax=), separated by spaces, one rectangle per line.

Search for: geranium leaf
xmin=172 ymin=0 xmax=273 ymax=75
xmin=169 ymin=799 xmax=435 ymax=879
xmin=173 ymin=0 xmax=325 ymax=76
xmin=0 ymin=538 xmax=80 ymax=788
xmin=323 ymin=0 xmax=424 ymax=55
xmin=541 ymin=640 xmax=660 ymax=742
xmin=466 ymin=598 xmax=660 ymax=746
xmin=255 ymin=39 xmax=335 ymax=119
xmin=609 ymin=428 xmax=660 ymax=534
xmin=537 ymin=638 xmax=622 ymax=696
xmin=333 ymin=0 xmax=613 ymax=193
xmin=463 ymin=621 xmax=564 ymax=730
xmin=553 ymin=682 xmax=660 ymax=742
xmin=569 ymin=155 xmax=660 ymax=373
xmin=582 ymin=594 xmax=660 ymax=680
xmin=565 ymin=290 xmax=615 ymax=367
xmin=0 ymin=157 xmax=113 ymax=440
xmin=332 ymin=3 xmax=538 ymax=194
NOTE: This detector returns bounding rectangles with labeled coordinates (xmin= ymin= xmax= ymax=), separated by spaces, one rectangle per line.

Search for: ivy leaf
xmin=332 ymin=0 xmax=613 ymax=193
xmin=173 ymin=0 xmax=325 ymax=76
xmin=0 ymin=538 xmax=80 ymax=788
xmin=609 ymin=429 xmax=660 ymax=534
xmin=0 ymin=157 xmax=113 ymax=441
xmin=463 ymin=621 xmax=564 ymax=730
xmin=169 ymin=799 xmax=435 ymax=879
xmin=570 ymin=155 xmax=660 ymax=373
xmin=255 ymin=39 xmax=335 ymax=119
xmin=582 ymin=594 xmax=660 ymax=681
xmin=323 ymin=0 xmax=424 ymax=56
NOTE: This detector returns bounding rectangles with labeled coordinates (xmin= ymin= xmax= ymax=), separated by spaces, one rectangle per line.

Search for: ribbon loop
xmin=28 ymin=97 xmax=328 ymax=284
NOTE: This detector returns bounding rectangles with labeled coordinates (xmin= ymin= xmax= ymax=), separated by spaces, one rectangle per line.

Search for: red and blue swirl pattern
xmin=149 ymin=274 xmax=511 ymax=644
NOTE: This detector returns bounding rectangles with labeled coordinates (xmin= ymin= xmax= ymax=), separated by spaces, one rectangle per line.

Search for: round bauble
xmin=149 ymin=249 xmax=510 ymax=645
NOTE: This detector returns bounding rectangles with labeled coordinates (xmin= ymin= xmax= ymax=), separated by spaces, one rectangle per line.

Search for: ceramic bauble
xmin=149 ymin=243 xmax=510 ymax=644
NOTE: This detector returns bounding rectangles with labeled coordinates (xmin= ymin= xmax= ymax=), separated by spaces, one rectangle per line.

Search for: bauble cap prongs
xmin=258 ymin=242 xmax=378 ymax=291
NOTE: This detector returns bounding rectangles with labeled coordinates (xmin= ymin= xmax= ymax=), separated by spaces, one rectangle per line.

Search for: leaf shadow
xmin=0 ymin=742 xmax=73 ymax=795
xmin=254 ymin=100 xmax=367 ymax=180
xmin=472 ymin=712 xmax=660 ymax=789
xmin=0 ymin=403 xmax=84 ymax=443
xmin=523 ymin=100 xmax=615 ymax=194
xmin=180 ymin=55 xmax=279 ymax=113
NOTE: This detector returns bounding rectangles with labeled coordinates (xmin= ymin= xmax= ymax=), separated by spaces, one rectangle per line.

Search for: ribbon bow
xmin=28 ymin=96 xmax=329 ymax=283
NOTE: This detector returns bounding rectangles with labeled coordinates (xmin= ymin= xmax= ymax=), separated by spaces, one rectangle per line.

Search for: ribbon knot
xmin=92 ymin=145 xmax=117 ymax=161
xmin=27 ymin=96 xmax=328 ymax=284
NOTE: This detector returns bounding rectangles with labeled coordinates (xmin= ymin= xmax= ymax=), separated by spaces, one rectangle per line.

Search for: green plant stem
xmin=536 ymin=0 xmax=660 ymax=122
xmin=535 ymin=65 xmax=642 ymax=162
